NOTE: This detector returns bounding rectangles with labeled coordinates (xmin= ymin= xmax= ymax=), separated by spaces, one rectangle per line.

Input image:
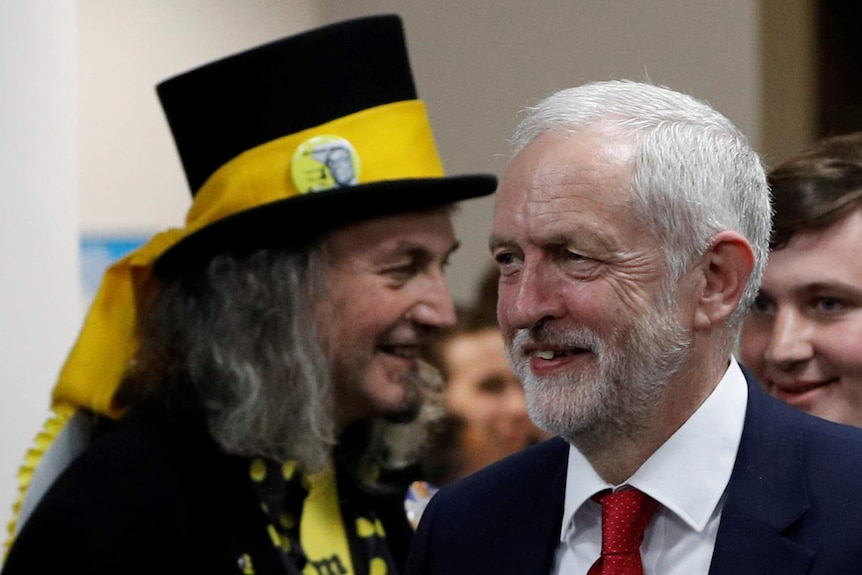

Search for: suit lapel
xmin=482 ymin=437 xmax=569 ymax=574
xmin=518 ymin=438 xmax=569 ymax=573
xmin=709 ymin=372 xmax=814 ymax=575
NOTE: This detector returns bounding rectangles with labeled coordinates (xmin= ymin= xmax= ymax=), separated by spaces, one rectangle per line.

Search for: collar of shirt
xmin=559 ymin=359 xmax=748 ymax=542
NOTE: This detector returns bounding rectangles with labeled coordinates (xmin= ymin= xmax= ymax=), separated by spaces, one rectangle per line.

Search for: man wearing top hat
xmin=2 ymin=15 xmax=495 ymax=575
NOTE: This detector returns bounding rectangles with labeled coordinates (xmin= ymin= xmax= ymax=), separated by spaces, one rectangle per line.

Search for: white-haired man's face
xmin=491 ymin=129 xmax=694 ymax=443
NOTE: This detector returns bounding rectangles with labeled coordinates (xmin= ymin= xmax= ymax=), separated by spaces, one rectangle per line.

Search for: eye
xmin=554 ymin=247 xmax=601 ymax=277
xmin=383 ymin=260 xmax=421 ymax=281
xmin=494 ymin=251 xmax=513 ymax=265
xmin=814 ymin=296 xmax=843 ymax=313
xmin=750 ymin=293 xmax=774 ymax=315
xmin=565 ymin=250 xmax=588 ymax=262
xmin=477 ymin=375 xmax=507 ymax=395
xmin=494 ymin=250 xmax=522 ymax=276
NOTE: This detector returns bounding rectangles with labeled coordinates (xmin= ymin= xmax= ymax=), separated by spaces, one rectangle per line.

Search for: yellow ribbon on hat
xmin=5 ymin=99 xmax=444 ymax=551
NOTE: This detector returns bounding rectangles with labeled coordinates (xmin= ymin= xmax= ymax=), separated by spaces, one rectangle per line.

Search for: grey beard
xmin=506 ymin=297 xmax=691 ymax=451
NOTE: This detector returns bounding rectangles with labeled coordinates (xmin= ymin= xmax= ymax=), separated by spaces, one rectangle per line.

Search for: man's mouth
xmin=380 ymin=344 xmax=421 ymax=359
xmin=534 ymin=350 xmax=570 ymax=360
xmin=532 ymin=348 xmax=588 ymax=360
xmin=769 ymin=378 xmax=838 ymax=405
xmin=512 ymin=329 xmax=598 ymax=372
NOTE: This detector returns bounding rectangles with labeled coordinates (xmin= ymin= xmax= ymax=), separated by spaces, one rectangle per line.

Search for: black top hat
xmin=152 ymin=14 xmax=496 ymax=277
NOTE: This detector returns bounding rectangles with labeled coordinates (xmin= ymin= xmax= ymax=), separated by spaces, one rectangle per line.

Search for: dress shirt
xmin=551 ymin=360 xmax=748 ymax=575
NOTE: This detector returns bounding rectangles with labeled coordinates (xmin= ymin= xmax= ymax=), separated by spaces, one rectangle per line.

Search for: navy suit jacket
xmin=406 ymin=375 xmax=862 ymax=574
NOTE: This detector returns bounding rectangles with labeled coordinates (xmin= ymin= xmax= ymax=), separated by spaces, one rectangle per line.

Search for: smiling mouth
xmin=770 ymin=378 xmax=838 ymax=404
xmin=380 ymin=344 xmax=420 ymax=359
xmin=532 ymin=349 xmax=588 ymax=360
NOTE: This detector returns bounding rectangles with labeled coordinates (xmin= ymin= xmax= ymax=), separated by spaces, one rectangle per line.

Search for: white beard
xmin=506 ymin=288 xmax=691 ymax=446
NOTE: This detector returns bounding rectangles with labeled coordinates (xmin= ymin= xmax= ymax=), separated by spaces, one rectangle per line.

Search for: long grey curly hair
xmin=116 ymin=241 xmax=444 ymax=492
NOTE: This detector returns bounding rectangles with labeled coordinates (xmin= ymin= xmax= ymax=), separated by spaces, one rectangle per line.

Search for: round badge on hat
xmin=291 ymin=135 xmax=361 ymax=193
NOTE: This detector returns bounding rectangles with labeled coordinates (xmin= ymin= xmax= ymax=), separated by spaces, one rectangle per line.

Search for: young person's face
xmin=443 ymin=327 xmax=546 ymax=476
xmin=741 ymin=209 xmax=862 ymax=428
xmin=316 ymin=209 xmax=458 ymax=428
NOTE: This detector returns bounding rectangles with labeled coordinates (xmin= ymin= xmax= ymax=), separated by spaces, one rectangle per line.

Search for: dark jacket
xmin=2 ymin=400 xmax=413 ymax=575
xmin=406 ymin=373 xmax=862 ymax=575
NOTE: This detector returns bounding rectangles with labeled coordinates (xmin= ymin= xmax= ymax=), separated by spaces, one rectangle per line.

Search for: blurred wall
xmin=760 ymin=0 xmax=817 ymax=167
xmin=2 ymin=0 xmax=770 ymax=549
xmin=78 ymin=0 xmax=322 ymax=232
xmin=0 ymin=0 xmax=79 ymax=553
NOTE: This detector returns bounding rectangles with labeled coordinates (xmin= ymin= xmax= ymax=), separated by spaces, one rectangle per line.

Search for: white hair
xmin=512 ymin=80 xmax=771 ymax=343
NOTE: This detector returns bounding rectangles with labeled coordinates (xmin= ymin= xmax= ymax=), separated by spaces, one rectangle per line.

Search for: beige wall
xmin=78 ymin=0 xmax=321 ymax=233
xmin=760 ymin=0 xmax=817 ymax=168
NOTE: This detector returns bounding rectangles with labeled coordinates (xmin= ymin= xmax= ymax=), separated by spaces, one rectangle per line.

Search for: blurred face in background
xmin=740 ymin=209 xmax=862 ymax=428
xmin=442 ymin=327 xmax=547 ymax=476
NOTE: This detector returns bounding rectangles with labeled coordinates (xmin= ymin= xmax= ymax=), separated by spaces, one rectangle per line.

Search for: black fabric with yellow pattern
xmin=248 ymin=458 xmax=401 ymax=575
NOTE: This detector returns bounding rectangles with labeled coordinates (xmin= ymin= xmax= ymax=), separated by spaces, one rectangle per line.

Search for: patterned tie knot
xmin=588 ymin=488 xmax=659 ymax=575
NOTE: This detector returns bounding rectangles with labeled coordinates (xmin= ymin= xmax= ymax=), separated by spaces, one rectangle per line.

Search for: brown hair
xmin=769 ymin=132 xmax=862 ymax=248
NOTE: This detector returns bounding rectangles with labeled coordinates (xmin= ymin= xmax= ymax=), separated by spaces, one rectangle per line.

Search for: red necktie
xmin=587 ymin=488 xmax=659 ymax=575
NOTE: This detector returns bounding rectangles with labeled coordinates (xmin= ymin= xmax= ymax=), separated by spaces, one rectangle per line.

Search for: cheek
xmin=350 ymin=281 xmax=417 ymax=330
xmin=496 ymin=285 xmax=517 ymax=331
xmin=563 ymin=283 xmax=631 ymax=329
xmin=445 ymin=384 xmax=477 ymax=418
xmin=606 ymin=281 xmax=655 ymax=319
xmin=739 ymin=337 xmax=766 ymax=369
xmin=331 ymin=310 xmax=371 ymax=348
xmin=820 ymin=324 xmax=862 ymax=377
xmin=738 ymin=323 xmax=770 ymax=369
xmin=471 ymin=396 xmax=510 ymax=426
xmin=448 ymin=391 xmax=501 ymax=425
xmin=350 ymin=297 xmax=412 ymax=343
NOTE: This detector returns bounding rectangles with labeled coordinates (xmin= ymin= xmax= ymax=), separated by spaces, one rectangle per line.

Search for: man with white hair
xmin=406 ymin=80 xmax=862 ymax=574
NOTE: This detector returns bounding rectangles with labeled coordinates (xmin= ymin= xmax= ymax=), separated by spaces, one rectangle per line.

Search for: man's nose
xmin=499 ymin=262 xmax=566 ymax=331
xmin=410 ymin=271 xmax=457 ymax=328
xmin=764 ymin=308 xmax=814 ymax=368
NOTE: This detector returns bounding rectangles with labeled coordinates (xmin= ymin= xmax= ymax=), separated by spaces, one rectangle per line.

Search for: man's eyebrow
xmin=488 ymin=235 xmax=511 ymax=252
xmin=391 ymin=239 xmax=461 ymax=258
xmin=798 ymin=281 xmax=862 ymax=299
xmin=490 ymin=232 xmax=578 ymax=251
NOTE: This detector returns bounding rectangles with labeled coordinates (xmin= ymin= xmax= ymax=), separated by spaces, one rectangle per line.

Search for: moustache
xmin=509 ymin=325 xmax=604 ymax=356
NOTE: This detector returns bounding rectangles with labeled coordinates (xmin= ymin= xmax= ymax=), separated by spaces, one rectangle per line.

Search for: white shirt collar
xmin=559 ymin=359 xmax=748 ymax=541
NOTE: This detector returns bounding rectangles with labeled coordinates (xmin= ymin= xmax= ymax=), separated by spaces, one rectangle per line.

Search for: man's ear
xmin=692 ymin=230 xmax=755 ymax=329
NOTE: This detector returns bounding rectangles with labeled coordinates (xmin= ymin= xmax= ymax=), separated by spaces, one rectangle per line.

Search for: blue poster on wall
xmin=80 ymin=234 xmax=150 ymax=306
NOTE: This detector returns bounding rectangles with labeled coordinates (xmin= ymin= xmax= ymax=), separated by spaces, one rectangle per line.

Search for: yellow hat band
xmin=185 ymin=99 xmax=445 ymax=235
